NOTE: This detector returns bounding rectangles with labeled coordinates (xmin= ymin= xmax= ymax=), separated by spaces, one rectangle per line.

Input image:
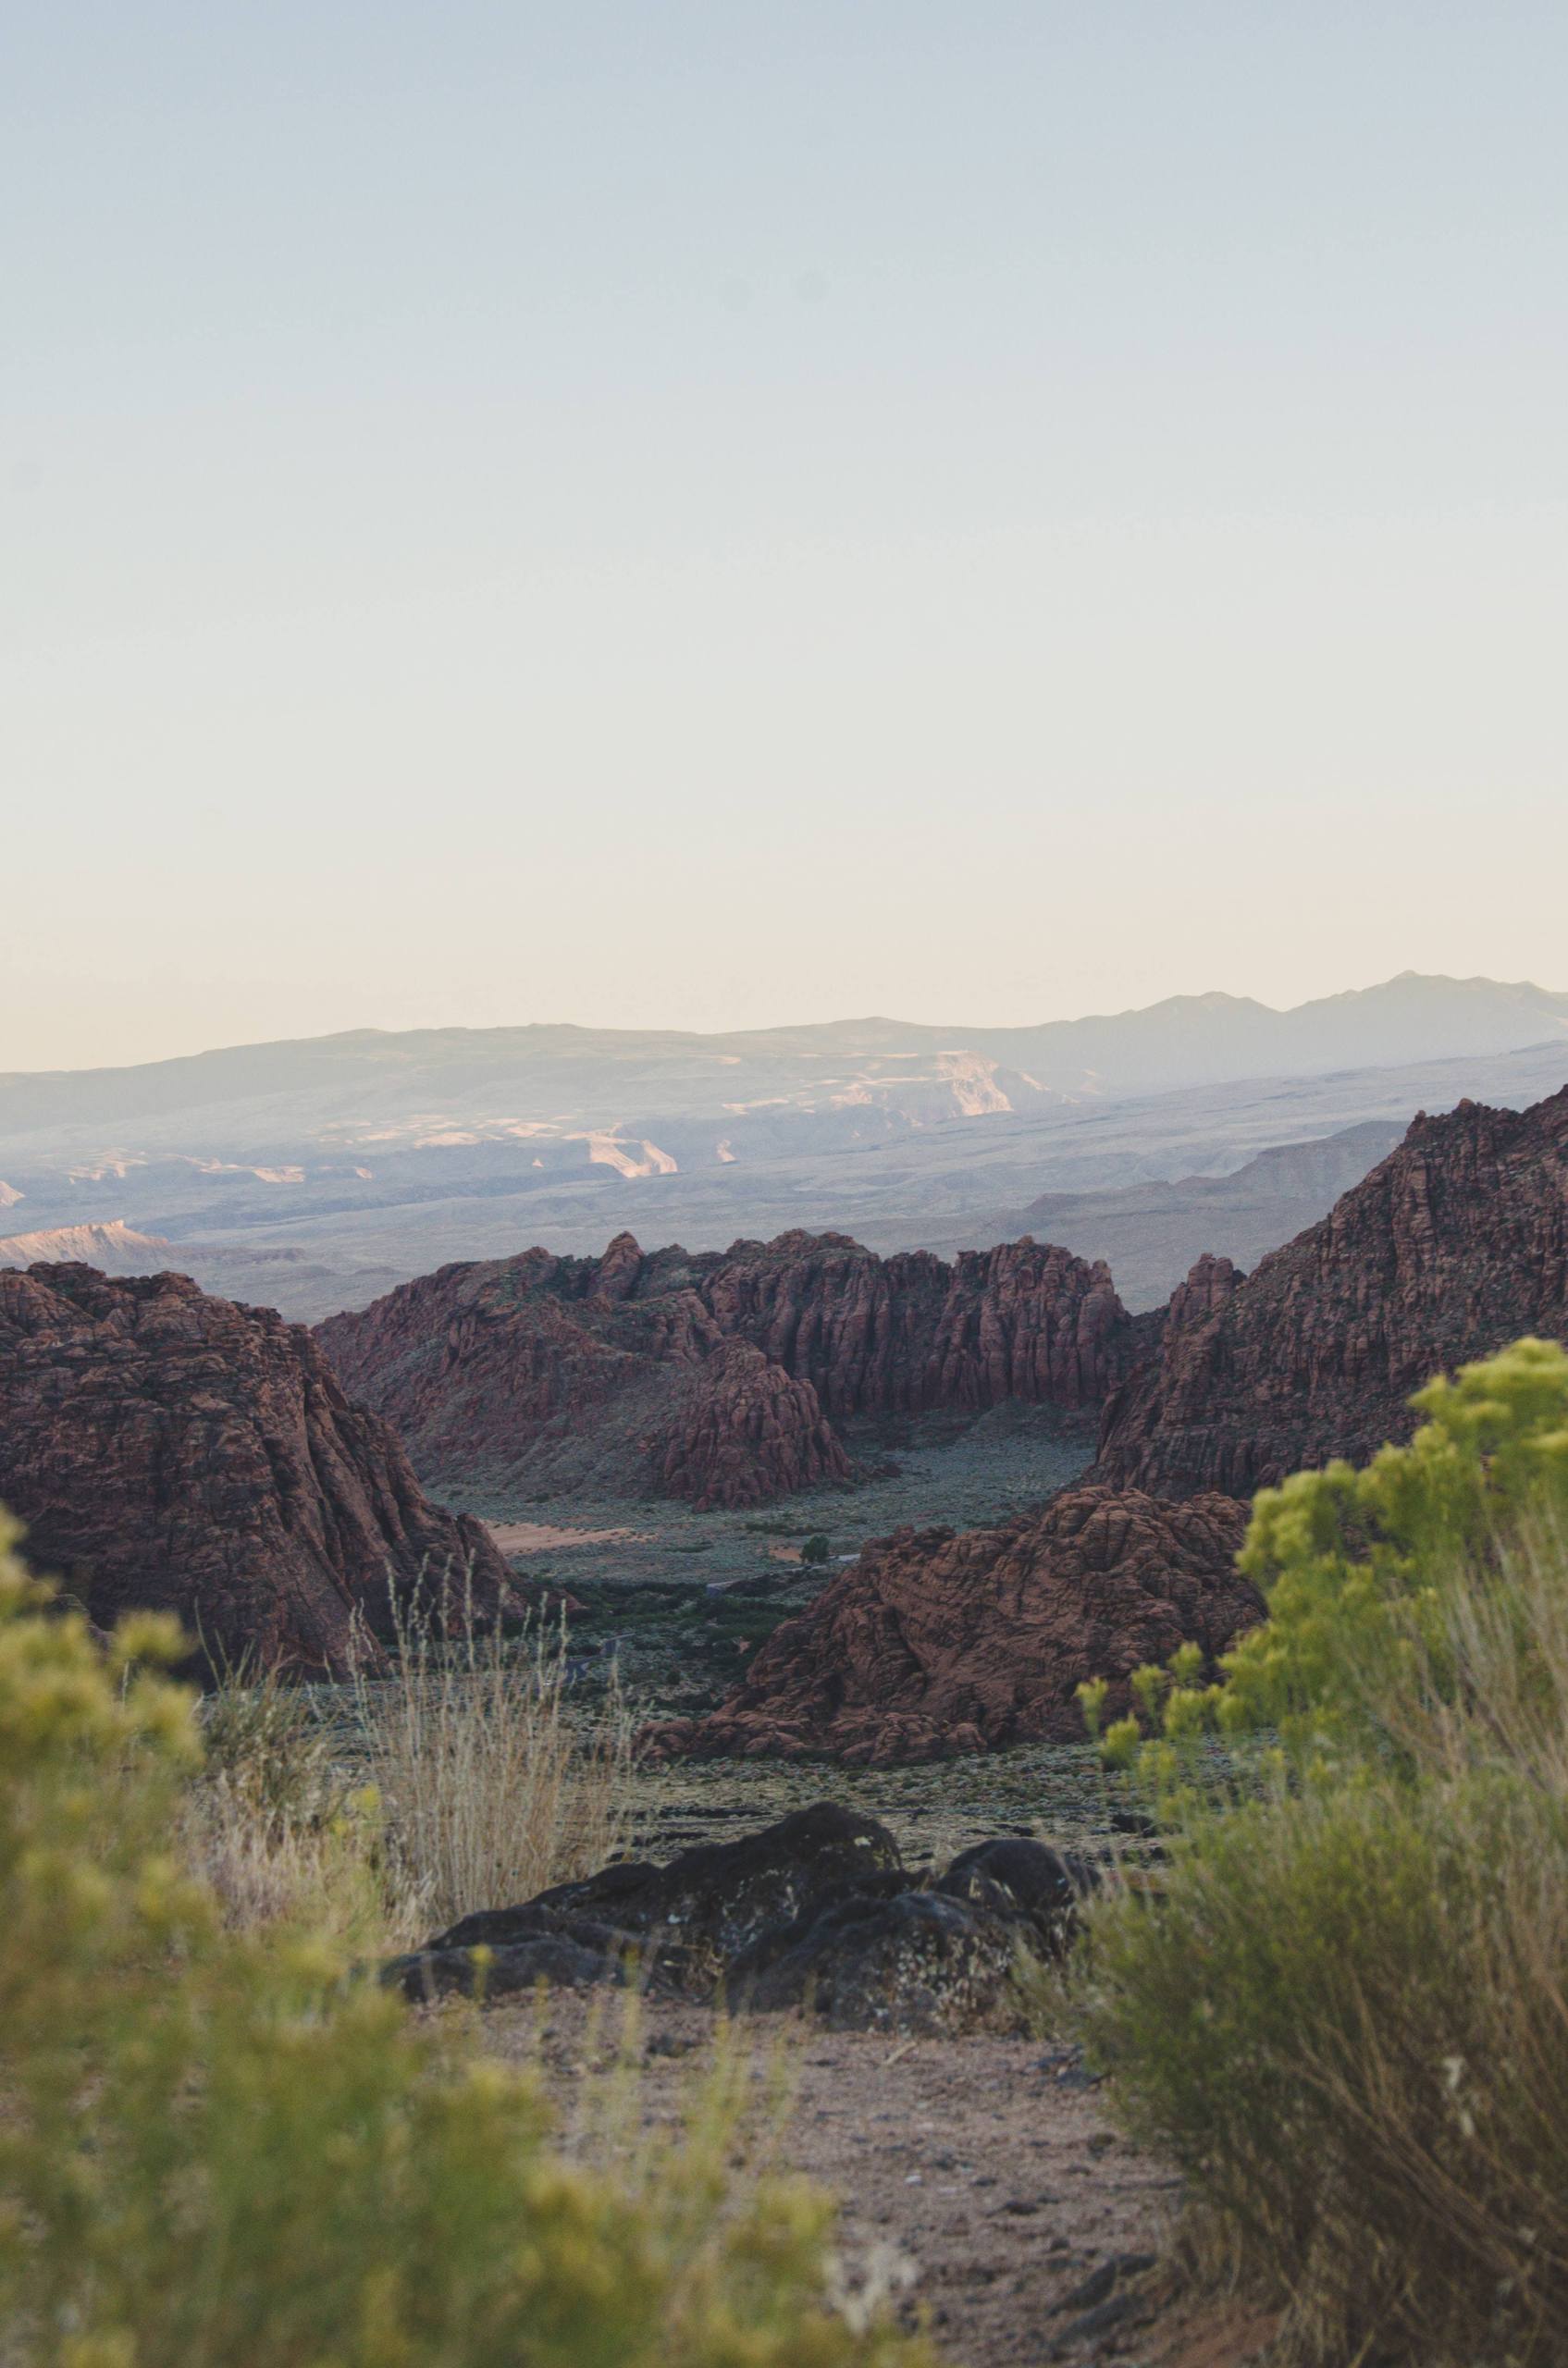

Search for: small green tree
xmin=799 ymin=1535 xmax=832 ymax=1568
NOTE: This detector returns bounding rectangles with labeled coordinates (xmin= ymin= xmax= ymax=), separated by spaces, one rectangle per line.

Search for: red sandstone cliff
xmin=316 ymin=1228 xmax=1140 ymax=1507
xmin=1093 ymin=1086 xmax=1568 ymax=1500
xmin=645 ymin=1485 xmax=1256 ymax=1764
xmin=0 ymin=1263 xmax=514 ymax=1674
xmin=650 ymin=1340 xmax=850 ymax=1511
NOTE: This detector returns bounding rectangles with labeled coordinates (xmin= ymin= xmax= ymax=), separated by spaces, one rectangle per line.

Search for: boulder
xmin=728 ymin=1890 xmax=1028 ymax=2036
xmin=385 ymin=1808 xmax=1091 ymax=2035
xmin=518 ymin=1802 xmax=905 ymax=1987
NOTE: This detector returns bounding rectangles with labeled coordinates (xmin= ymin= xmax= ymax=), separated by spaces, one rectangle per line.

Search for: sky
xmin=5 ymin=2 xmax=1567 ymax=1073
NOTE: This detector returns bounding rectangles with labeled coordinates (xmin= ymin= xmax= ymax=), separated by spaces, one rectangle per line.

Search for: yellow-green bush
xmin=1089 ymin=1336 xmax=1568 ymax=1784
xmin=1075 ymin=1341 xmax=1568 ymax=2365
xmin=0 ymin=1511 xmax=930 ymax=2368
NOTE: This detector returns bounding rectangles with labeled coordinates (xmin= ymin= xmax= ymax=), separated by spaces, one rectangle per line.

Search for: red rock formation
xmin=650 ymin=1341 xmax=850 ymax=1511
xmin=1161 ymin=1252 xmax=1244 ymax=1335
xmin=1094 ymin=1087 xmax=1568 ymax=1500
xmin=645 ymin=1485 xmax=1255 ymax=1764
xmin=701 ymin=1232 xmax=1133 ymax=1416
xmin=0 ymin=1263 xmax=515 ymax=1674
xmin=317 ymin=1227 xmax=1141 ymax=1507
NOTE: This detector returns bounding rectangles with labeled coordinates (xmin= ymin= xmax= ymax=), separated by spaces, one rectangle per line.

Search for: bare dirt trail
xmin=479 ymin=1993 xmax=1276 ymax=2367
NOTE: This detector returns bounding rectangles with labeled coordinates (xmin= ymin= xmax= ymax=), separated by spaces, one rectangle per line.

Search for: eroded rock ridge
xmin=0 ymin=1262 xmax=512 ymax=1672
xmin=316 ymin=1228 xmax=1139 ymax=1507
xmin=1093 ymin=1086 xmax=1568 ymax=1499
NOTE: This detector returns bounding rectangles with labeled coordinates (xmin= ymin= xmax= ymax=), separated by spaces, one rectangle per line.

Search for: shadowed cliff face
xmin=0 ymin=1262 xmax=514 ymax=1674
xmin=315 ymin=1229 xmax=1141 ymax=1509
xmin=643 ymin=1485 xmax=1256 ymax=1766
xmin=1093 ymin=1084 xmax=1568 ymax=1501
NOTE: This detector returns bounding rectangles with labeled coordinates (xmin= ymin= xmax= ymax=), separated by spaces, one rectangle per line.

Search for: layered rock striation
xmin=1093 ymin=1087 xmax=1568 ymax=1500
xmin=645 ymin=1485 xmax=1255 ymax=1764
xmin=0 ymin=1262 xmax=512 ymax=1673
xmin=316 ymin=1228 xmax=1140 ymax=1507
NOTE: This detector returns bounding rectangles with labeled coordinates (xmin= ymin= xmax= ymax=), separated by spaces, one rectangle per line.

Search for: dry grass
xmin=348 ymin=1573 xmax=638 ymax=1940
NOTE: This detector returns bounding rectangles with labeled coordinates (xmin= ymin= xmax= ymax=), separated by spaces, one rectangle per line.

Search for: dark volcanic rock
xmin=390 ymin=1807 xmax=1079 ymax=2034
xmin=315 ymin=1227 xmax=1139 ymax=1507
xmin=1093 ymin=1087 xmax=1568 ymax=1500
xmin=728 ymin=1890 xmax=1027 ymax=2035
xmin=383 ymin=1932 xmax=632 ymax=2004
xmin=936 ymin=1837 xmax=1093 ymax=1952
xmin=516 ymin=1803 xmax=906 ymax=1988
xmin=0 ymin=1262 xmax=513 ymax=1674
xmin=643 ymin=1485 xmax=1255 ymax=1765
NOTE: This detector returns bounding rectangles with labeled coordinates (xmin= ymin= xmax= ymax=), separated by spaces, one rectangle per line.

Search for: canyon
xmin=315 ymin=1229 xmax=1140 ymax=1509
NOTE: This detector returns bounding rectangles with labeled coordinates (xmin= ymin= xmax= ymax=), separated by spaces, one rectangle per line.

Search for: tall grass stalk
xmin=350 ymin=1570 xmax=636 ymax=1936
xmin=182 ymin=1652 xmax=388 ymax=1948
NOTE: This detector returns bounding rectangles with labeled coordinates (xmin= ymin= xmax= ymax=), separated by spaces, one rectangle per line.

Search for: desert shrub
xmin=800 ymin=1536 xmax=831 ymax=1567
xmin=1092 ymin=1337 xmax=1568 ymax=1787
xmin=350 ymin=1577 xmax=636 ymax=1935
xmin=197 ymin=1649 xmax=342 ymax=1836
xmin=1074 ymin=1340 xmax=1568 ymax=2365
xmin=0 ymin=1508 xmax=930 ymax=2368
xmin=180 ymin=1653 xmax=392 ymax=1943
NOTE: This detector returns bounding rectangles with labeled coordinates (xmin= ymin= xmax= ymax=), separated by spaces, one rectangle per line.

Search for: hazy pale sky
xmin=5 ymin=2 xmax=1566 ymax=1071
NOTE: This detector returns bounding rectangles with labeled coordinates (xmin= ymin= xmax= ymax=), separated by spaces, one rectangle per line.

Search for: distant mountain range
xmin=2 ymin=973 xmax=1564 ymax=1317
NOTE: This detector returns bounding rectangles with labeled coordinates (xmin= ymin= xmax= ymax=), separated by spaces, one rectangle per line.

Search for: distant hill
xmin=2 ymin=976 xmax=1563 ymax=1314
xmin=0 ymin=1219 xmax=178 ymax=1272
xmin=3 ymin=972 xmax=1565 ymax=1136
xmin=0 ymin=1219 xmax=400 ymax=1325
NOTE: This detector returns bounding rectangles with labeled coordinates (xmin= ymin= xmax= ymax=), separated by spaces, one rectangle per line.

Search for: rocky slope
xmin=316 ymin=1229 xmax=1139 ymax=1508
xmin=645 ymin=1486 xmax=1255 ymax=1764
xmin=0 ymin=1262 xmax=513 ymax=1673
xmin=1093 ymin=1086 xmax=1568 ymax=1499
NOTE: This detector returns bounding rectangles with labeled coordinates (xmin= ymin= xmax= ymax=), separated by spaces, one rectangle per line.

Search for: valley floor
xmin=436 ymin=1407 xmax=1278 ymax=2360
xmin=481 ymin=1991 xmax=1276 ymax=2367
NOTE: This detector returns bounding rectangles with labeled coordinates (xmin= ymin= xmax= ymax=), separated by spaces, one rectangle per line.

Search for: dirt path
xmin=479 ymin=1993 xmax=1276 ymax=2367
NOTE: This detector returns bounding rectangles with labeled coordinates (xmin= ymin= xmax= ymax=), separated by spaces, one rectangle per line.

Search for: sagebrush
xmin=1075 ymin=1339 xmax=1568 ymax=2366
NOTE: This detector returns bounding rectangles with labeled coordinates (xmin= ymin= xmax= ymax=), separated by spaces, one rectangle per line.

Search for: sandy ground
xmin=478 ymin=1992 xmax=1277 ymax=2368
xmin=485 ymin=1521 xmax=649 ymax=1553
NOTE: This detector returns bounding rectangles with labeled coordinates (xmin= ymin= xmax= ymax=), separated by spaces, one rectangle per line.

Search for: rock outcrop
xmin=0 ymin=1262 xmax=514 ymax=1673
xmin=316 ymin=1228 xmax=1139 ymax=1508
xmin=1160 ymin=1252 xmax=1244 ymax=1336
xmin=650 ymin=1340 xmax=851 ymax=1510
xmin=643 ymin=1485 xmax=1256 ymax=1764
xmin=386 ymin=1806 xmax=1093 ymax=2034
xmin=1093 ymin=1087 xmax=1568 ymax=1500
